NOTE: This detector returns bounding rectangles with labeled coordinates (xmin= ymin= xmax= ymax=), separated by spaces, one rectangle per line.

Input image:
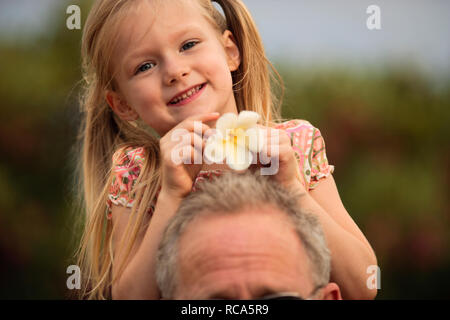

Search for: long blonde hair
xmin=74 ymin=0 xmax=284 ymax=299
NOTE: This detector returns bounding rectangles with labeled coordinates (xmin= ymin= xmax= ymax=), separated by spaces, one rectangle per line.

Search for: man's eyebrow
xmin=252 ymin=287 xmax=280 ymax=299
xmin=206 ymin=286 xmax=282 ymax=300
xmin=204 ymin=286 xmax=237 ymax=300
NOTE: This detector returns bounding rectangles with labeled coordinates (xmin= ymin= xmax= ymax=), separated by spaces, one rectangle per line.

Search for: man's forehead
xmin=175 ymin=209 xmax=315 ymax=298
xmin=178 ymin=209 xmax=306 ymax=266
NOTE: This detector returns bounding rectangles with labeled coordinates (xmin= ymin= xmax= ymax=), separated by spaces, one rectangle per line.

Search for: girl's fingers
xmin=262 ymin=143 xmax=279 ymax=158
xmin=279 ymin=130 xmax=292 ymax=145
xmin=163 ymin=122 xmax=214 ymax=151
xmin=264 ymin=143 xmax=292 ymax=157
xmin=177 ymin=115 xmax=220 ymax=139
xmin=161 ymin=112 xmax=220 ymax=143
xmin=180 ymin=113 xmax=220 ymax=131
xmin=190 ymin=132 xmax=206 ymax=151
xmin=166 ymin=132 xmax=208 ymax=166
xmin=263 ymin=128 xmax=292 ymax=149
xmin=180 ymin=145 xmax=203 ymax=166
xmin=259 ymin=139 xmax=293 ymax=165
xmin=171 ymin=132 xmax=206 ymax=150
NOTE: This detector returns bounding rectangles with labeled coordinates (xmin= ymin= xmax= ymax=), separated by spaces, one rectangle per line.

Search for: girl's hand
xmin=159 ymin=113 xmax=220 ymax=199
xmin=256 ymin=125 xmax=306 ymax=192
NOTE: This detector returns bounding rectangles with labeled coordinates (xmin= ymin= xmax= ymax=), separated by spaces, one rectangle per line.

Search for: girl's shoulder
xmin=107 ymin=146 xmax=147 ymax=217
xmin=273 ymin=118 xmax=329 ymax=157
xmin=112 ymin=146 xmax=146 ymax=168
xmin=273 ymin=119 xmax=323 ymax=145
xmin=274 ymin=118 xmax=334 ymax=190
xmin=273 ymin=118 xmax=315 ymax=131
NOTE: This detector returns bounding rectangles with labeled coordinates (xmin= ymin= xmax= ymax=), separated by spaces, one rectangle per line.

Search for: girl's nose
xmin=163 ymin=57 xmax=190 ymax=85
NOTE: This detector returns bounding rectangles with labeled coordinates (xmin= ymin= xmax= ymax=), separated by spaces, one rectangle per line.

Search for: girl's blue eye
xmin=135 ymin=41 xmax=197 ymax=74
xmin=181 ymin=41 xmax=198 ymax=51
xmin=137 ymin=62 xmax=155 ymax=74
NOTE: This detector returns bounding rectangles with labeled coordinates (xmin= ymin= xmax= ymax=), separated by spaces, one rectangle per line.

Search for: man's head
xmin=156 ymin=171 xmax=342 ymax=300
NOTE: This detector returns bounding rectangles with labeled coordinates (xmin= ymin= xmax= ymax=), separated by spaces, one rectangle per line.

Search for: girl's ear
xmin=222 ymin=30 xmax=241 ymax=72
xmin=105 ymin=90 xmax=139 ymax=121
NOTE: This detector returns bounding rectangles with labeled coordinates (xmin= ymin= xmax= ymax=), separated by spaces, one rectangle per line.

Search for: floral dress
xmin=106 ymin=119 xmax=334 ymax=219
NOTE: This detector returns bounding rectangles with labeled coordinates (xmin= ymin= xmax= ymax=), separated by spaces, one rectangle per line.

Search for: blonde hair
xmin=156 ymin=171 xmax=331 ymax=298
xmin=74 ymin=0 xmax=284 ymax=299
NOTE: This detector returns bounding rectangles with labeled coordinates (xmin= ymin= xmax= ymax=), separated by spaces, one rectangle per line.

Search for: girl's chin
xmin=174 ymin=104 xmax=217 ymax=116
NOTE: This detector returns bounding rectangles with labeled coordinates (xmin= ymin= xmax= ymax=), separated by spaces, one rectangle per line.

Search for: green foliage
xmin=278 ymin=63 xmax=450 ymax=299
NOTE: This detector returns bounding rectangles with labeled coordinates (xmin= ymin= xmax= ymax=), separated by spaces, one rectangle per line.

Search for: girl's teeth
xmin=172 ymin=85 xmax=202 ymax=104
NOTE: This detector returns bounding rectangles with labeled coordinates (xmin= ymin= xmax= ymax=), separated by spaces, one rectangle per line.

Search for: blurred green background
xmin=0 ymin=1 xmax=449 ymax=299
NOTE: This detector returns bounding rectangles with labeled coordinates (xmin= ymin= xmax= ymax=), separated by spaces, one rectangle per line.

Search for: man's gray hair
xmin=156 ymin=171 xmax=331 ymax=299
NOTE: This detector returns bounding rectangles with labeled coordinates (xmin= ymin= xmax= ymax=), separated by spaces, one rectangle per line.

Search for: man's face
xmin=174 ymin=207 xmax=317 ymax=299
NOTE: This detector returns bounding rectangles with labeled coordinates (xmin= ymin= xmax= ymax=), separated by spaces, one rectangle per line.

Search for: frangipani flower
xmin=204 ymin=111 xmax=266 ymax=171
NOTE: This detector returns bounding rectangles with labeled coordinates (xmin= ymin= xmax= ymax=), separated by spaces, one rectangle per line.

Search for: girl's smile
xmin=106 ymin=0 xmax=241 ymax=137
xmin=167 ymin=82 xmax=207 ymax=107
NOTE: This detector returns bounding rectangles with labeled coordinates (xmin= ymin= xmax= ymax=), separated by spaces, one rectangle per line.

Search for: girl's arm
xmin=296 ymin=175 xmax=378 ymax=300
xmin=110 ymin=113 xmax=221 ymax=299
xmin=111 ymin=190 xmax=182 ymax=299
xmin=265 ymin=125 xmax=377 ymax=299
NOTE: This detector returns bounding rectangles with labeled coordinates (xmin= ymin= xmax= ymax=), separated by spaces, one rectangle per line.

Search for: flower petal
xmin=237 ymin=111 xmax=260 ymax=130
xmin=234 ymin=128 xmax=248 ymax=149
xmin=246 ymin=127 xmax=266 ymax=153
xmin=225 ymin=143 xmax=253 ymax=171
xmin=216 ymin=113 xmax=238 ymax=137
xmin=204 ymin=135 xmax=226 ymax=164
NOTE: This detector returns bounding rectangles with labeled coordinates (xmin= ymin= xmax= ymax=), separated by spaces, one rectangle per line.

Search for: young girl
xmin=75 ymin=0 xmax=377 ymax=300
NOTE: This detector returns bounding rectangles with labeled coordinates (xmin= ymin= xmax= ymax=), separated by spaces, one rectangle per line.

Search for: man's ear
xmin=222 ymin=30 xmax=241 ymax=72
xmin=320 ymin=283 xmax=342 ymax=300
xmin=105 ymin=90 xmax=139 ymax=121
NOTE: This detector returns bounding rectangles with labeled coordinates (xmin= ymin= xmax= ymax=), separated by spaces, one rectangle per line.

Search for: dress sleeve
xmin=275 ymin=119 xmax=334 ymax=191
xmin=309 ymin=126 xmax=335 ymax=190
xmin=106 ymin=146 xmax=146 ymax=219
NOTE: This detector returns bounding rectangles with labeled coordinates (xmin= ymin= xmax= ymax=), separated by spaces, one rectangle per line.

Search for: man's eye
xmin=137 ymin=62 xmax=155 ymax=74
xmin=181 ymin=41 xmax=198 ymax=51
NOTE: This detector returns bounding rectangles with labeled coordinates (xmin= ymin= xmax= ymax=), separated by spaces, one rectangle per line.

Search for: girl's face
xmin=106 ymin=0 xmax=241 ymax=136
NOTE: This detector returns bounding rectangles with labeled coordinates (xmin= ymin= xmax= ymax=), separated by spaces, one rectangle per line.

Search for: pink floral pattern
xmin=106 ymin=147 xmax=146 ymax=219
xmin=106 ymin=119 xmax=334 ymax=219
xmin=275 ymin=119 xmax=334 ymax=190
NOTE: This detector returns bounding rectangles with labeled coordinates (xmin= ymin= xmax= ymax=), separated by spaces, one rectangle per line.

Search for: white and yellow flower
xmin=204 ymin=111 xmax=266 ymax=171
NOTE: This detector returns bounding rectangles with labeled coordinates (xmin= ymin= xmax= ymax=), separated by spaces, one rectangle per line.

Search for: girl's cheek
xmin=133 ymin=82 xmax=156 ymax=101
xmin=202 ymin=60 xmax=232 ymax=87
xmin=200 ymin=48 xmax=229 ymax=72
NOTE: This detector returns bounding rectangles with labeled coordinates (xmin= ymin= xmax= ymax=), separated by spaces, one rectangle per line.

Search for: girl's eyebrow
xmin=124 ymin=25 xmax=204 ymax=64
xmin=167 ymin=24 xmax=203 ymax=43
